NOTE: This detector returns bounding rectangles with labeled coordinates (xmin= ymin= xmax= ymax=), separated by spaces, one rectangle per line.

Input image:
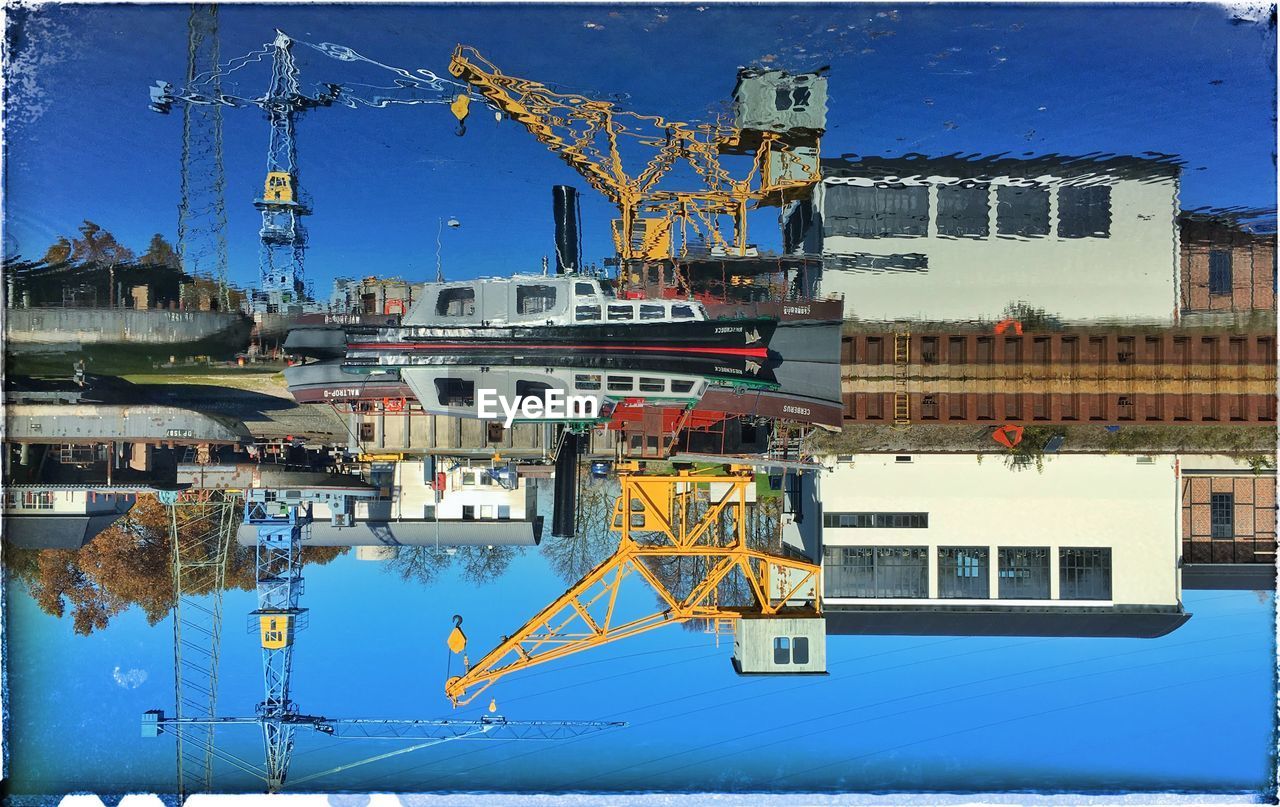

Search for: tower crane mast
xmin=148 ymin=485 xmax=623 ymax=794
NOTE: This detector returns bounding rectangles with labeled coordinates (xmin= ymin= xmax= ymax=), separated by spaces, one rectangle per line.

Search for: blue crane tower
xmin=252 ymin=30 xmax=339 ymax=313
xmin=152 ymin=28 xmax=475 ymax=317
xmin=145 ymin=486 xmax=623 ymax=792
xmin=151 ymin=29 xmax=339 ymax=314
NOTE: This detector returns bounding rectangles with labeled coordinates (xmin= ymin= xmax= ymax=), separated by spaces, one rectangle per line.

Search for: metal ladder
xmin=893 ymin=327 xmax=911 ymax=428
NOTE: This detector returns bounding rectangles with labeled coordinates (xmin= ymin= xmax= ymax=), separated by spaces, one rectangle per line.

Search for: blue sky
xmin=5 ymin=547 xmax=1276 ymax=794
xmin=3 ymin=3 xmax=1276 ymax=294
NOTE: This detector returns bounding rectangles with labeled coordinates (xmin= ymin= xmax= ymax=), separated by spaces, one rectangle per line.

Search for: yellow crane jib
xmin=444 ymin=44 xmax=826 ymax=263
xmin=444 ymin=466 xmax=822 ymax=707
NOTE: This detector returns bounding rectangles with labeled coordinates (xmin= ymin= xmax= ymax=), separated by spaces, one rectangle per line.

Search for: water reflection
xmin=2 ymin=0 xmax=1276 ymax=798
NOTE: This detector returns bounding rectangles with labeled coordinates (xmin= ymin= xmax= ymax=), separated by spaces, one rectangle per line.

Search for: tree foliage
xmin=140 ymin=234 xmax=180 ymax=269
xmin=71 ymin=220 xmax=135 ymax=265
xmin=7 ymin=494 xmax=346 ymax=636
xmin=42 ymin=237 xmax=72 ymax=265
xmin=384 ymin=543 xmax=525 ymax=588
xmin=540 ymin=477 xmax=619 ymax=585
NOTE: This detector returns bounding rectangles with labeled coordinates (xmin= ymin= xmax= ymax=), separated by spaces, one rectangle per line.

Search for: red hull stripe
xmin=349 ymin=343 xmax=769 ymax=357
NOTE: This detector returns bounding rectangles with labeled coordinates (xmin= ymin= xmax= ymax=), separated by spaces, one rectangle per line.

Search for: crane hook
xmin=450 ymin=93 xmax=471 ymax=137
xmin=447 ymin=614 xmax=467 ymax=654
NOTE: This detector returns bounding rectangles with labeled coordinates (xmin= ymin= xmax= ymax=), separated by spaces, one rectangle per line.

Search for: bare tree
xmin=455 ymin=545 xmax=524 ymax=585
xmin=385 ymin=545 xmax=455 ymax=586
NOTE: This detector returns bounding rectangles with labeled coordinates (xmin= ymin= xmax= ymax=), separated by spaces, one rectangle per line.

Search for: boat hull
xmin=350 ymin=317 xmax=778 ymax=358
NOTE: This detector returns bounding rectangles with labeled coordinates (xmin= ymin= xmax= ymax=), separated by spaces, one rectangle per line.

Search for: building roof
xmin=1182 ymin=564 xmax=1275 ymax=592
xmin=4 ymin=509 xmax=132 ymax=549
xmin=236 ymin=518 xmax=542 ymax=548
xmin=825 ymin=605 xmax=1190 ymax=639
xmin=821 ymin=152 xmax=1183 ymax=182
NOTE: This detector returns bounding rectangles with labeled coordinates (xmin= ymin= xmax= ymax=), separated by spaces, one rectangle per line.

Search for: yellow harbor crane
xmin=445 ymin=465 xmax=825 ymax=707
xmin=448 ymin=46 xmax=826 ymax=263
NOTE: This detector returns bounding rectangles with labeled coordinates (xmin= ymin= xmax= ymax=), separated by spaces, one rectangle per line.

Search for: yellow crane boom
xmin=444 ymin=466 xmax=822 ymax=707
xmin=447 ymin=45 xmax=822 ymax=262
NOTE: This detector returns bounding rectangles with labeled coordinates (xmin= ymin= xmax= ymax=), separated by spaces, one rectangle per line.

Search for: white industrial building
xmin=379 ymin=459 xmax=534 ymax=523
xmin=2 ymin=485 xmax=139 ymax=548
xmin=786 ymin=155 xmax=1182 ymax=324
xmin=229 ymin=462 xmax=541 ymax=547
xmin=792 ymin=453 xmax=1189 ymax=637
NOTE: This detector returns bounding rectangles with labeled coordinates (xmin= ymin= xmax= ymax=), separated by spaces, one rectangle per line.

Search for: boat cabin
xmin=400 ymin=366 xmax=709 ymax=422
xmin=404 ymin=275 xmax=708 ymax=328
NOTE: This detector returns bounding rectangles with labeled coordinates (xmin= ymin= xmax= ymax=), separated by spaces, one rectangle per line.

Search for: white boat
xmin=401 ymin=364 xmax=710 ymax=423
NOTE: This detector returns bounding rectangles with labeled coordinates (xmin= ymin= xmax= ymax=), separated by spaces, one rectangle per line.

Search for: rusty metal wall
xmin=840 ymin=330 xmax=1277 ymax=425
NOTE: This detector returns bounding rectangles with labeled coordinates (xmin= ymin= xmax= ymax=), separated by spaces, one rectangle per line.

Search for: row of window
xmin=436 ymin=284 xmax=564 ymax=317
xmin=573 ymin=374 xmax=698 ymax=394
xmin=3 ymin=491 xmax=55 ymax=510
xmin=822 ymin=546 xmax=1113 ymax=600
xmin=823 ymin=511 xmax=929 ymax=529
xmin=823 ymin=183 xmax=1112 ymax=240
xmin=576 ymin=303 xmax=697 ymax=322
xmin=460 ymin=504 xmax=513 ymax=520
xmin=432 ymin=375 xmax=698 ymax=408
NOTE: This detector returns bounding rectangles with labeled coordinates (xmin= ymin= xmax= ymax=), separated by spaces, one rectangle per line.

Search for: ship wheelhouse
xmin=404 ymin=275 xmax=709 ymax=329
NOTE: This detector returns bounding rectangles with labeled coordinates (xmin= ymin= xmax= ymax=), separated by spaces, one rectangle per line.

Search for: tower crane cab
xmin=262 ymin=171 xmax=296 ymax=204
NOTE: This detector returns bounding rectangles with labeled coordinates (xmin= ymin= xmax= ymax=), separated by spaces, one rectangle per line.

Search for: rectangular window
xmin=1210 ymin=492 xmax=1234 ymax=538
xmin=938 ymin=547 xmax=990 ymax=599
xmin=435 ymin=288 xmax=475 ymax=316
xmin=1058 ymin=185 xmax=1112 ymax=238
xmin=823 ymin=546 xmax=929 ymax=597
xmin=435 ymin=378 xmax=475 ymax=407
xmin=791 ymin=636 xmax=810 ymax=664
xmin=773 ymin=637 xmax=791 ymax=665
xmin=575 ymin=281 xmax=597 ymax=296
xmin=1209 ymin=250 xmax=1233 ymax=295
xmin=639 ymin=304 xmax=666 ymax=320
xmin=516 ymin=284 xmax=558 ymax=315
xmin=671 ymin=380 xmax=695 ymax=394
xmin=575 ymin=305 xmax=601 ymax=321
xmin=514 ymin=381 xmax=552 ymax=403
xmin=936 ymin=184 xmax=990 ymax=238
xmin=996 ymin=186 xmax=1050 ymax=237
xmin=607 ymin=304 xmax=634 ymax=321
xmin=575 ymin=373 xmax=602 ymax=390
xmin=638 ymin=377 xmax=666 ymax=392
xmin=824 ymin=184 xmax=930 ymax=238
xmin=497 ymin=505 xmax=511 ymax=519
xmin=672 ymin=305 xmax=696 ymax=319
xmin=1059 ymin=548 xmax=1112 ymax=600
xmin=462 ymin=505 xmax=475 ymax=521
xmin=822 ymin=512 xmax=928 ymax=528
xmin=997 ymin=547 xmax=1050 ymax=599
xmin=606 ymin=375 xmax=633 ymax=392
xmin=17 ymin=491 xmax=55 ymax=510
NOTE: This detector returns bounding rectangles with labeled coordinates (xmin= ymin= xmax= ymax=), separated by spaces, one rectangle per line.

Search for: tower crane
xmin=445 ymin=464 xmax=823 ymax=708
xmin=158 ymin=485 xmax=242 ymax=798
xmin=175 ymin=4 xmax=231 ymax=313
xmin=147 ymin=485 xmax=622 ymax=793
xmin=448 ymin=46 xmax=826 ymax=265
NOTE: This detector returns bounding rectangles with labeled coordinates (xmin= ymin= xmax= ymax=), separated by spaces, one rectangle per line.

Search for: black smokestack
xmin=552 ymin=185 xmax=581 ymax=274
xmin=551 ymin=430 xmax=581 ymax=538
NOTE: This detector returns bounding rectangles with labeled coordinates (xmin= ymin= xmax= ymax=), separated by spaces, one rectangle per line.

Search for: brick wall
xmin=1181 ymin=475 xmax=1276 ymax=563
xmin=1180 ymin=217 xmax=1276 ymax=313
